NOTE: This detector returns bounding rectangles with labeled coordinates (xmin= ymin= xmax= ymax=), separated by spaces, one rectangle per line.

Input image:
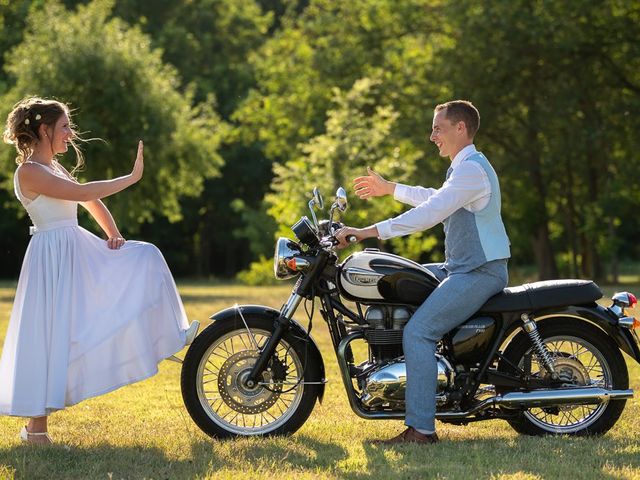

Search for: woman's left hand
xmin=107 ymin=236 xmax=126 ymax=250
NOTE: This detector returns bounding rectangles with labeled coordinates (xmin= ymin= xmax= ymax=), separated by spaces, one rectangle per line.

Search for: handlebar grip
xmin=346 ymin=235 xmax=357 ymax=244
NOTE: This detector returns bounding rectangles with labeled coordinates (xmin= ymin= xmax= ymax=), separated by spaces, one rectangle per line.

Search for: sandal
xmin=19 ymin=426 xmax=52 ymax=444
xmin=185 ymin=320 xmax=200 ymax=345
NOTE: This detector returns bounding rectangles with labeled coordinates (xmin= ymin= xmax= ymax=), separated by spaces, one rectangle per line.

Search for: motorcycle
xmin=179 ymin=187 xmax=639 ymax=438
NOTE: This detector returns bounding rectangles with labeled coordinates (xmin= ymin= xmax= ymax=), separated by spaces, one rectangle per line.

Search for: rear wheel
xmin=181 ymin=315 xmax=322 ymax=438
xmin=499 ymin=318 xmax=628 ymax=436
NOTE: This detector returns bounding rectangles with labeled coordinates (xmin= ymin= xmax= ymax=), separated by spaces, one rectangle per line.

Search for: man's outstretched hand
xmin=353 ymin=167 xmax=395 ymax=200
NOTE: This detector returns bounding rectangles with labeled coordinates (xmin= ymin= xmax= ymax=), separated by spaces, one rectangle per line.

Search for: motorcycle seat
xmin=479 ymin=279 xmax=603 ymax=313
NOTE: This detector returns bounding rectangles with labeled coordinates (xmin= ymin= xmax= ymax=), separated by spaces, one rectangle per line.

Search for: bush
xmin=236 ymin=256 xmax=278 ymax=286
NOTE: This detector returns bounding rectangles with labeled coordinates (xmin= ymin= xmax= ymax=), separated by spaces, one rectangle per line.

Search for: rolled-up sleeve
xmin=376 ymin=162 xmax=489 ymax=240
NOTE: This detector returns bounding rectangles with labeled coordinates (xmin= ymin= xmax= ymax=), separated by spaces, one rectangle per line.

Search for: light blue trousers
xmin=403 ymin=259 xmax=508 ymax=433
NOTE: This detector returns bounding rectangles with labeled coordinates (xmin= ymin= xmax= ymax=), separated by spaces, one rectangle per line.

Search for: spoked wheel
xmin=181 ymin=315 xmax=322 ymax=438
xmin=499 ymin=318 xmax=629 ymax=436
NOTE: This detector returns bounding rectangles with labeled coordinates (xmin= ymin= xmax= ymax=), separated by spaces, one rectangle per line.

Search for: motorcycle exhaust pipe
xmin=437 ymin=387 xmax=633 ymax=420
xmin=495 ymin=387 xmax=634 ymax=409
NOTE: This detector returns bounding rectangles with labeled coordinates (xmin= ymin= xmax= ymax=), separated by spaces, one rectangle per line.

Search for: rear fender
xmin=532 ymin=304 xmax=640 ymax=363
xmin=210 ymin=305 xmax=326 ymax=402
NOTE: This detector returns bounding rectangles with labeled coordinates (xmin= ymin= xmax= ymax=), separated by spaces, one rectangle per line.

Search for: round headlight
xmin=274 ymin=237 xmax=303 ymax=280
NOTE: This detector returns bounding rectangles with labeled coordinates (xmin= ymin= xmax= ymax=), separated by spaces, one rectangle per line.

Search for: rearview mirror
xmin=311 ymin=187 xmax=324 ymax=210
xmin=335 ymin=187 xmax=347 ymax=212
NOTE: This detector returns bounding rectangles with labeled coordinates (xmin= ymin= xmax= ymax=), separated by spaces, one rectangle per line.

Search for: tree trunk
xmin=608 ymin=218 xmax=619 ymax=284
xmin=531 ymin=223 xmax=558 ymax=280
xmin=525 ymin=114 xmax=558 ymax=280
xmin=563 ymin=155 xmax=580 ymax=278
xmin=529 ymin=129 xmax=558 ymax=280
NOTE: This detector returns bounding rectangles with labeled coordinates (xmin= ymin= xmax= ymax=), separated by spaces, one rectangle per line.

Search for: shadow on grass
xmin=0 ymin=434 xmax=348 ymax=479
xmin=2 ymin=432 xmax=639 ymax=479
xmin=192 ymin=433 xmax=348 ymax=471
xmin=346 ymin=435 xmax=640 ymax=479
xmin=0 ymin=440 xmax=216 ymax=480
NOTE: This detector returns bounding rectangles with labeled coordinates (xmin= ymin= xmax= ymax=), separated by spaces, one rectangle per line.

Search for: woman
xmin=0 ymin=97 xmax=199 ymax=444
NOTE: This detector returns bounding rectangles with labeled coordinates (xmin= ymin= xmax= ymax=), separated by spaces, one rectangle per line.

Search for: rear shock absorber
xmin=520 ymin=313 xmax=557 ymax=379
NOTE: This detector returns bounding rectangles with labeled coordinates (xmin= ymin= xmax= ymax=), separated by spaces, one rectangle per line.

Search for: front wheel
xmin=181 ymin=314 xmax=322 ymax=438
xmin=499 ymin=318 xmax=629 ymax=436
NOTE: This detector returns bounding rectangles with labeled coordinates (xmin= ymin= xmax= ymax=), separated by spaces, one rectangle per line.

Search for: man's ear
xmin=456 ymin=121 xmax=466 ymax=135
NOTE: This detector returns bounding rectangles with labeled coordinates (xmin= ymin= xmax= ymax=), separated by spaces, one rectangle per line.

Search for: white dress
xmin=0 ymin=163 xmax=189 ymax=417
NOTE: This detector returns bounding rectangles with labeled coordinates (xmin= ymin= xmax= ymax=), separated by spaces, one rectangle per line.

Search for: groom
xmin=335 ymin=100 xmax=510 ymax=444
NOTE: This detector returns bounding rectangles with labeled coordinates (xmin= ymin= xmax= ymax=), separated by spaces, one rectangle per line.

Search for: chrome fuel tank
xmin=337 ymin=250 xmax=440 ymax=304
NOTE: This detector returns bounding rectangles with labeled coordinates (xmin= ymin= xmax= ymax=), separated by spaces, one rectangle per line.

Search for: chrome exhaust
xmin=495 ymin=387 xmax=633 ymax=409
xmin=436 ymin=387 xmax=633 ymax=420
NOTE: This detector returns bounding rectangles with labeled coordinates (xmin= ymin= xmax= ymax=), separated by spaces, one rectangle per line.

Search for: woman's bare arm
xmin=18 ymin=141 xmax=144 ymax=203
xmin=54 ymin=163 xmax=122 ymax=239
xmin=55 ymin=160 xmax=128 ymax=249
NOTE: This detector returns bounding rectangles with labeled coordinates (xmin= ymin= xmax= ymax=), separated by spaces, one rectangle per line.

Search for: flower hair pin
xmin=24 ymin=113 xmax=41 ymax=125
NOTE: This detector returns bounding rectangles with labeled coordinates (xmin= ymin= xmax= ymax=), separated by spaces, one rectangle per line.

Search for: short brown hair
xmin=435 ymin=100 xmax=480 ymax=138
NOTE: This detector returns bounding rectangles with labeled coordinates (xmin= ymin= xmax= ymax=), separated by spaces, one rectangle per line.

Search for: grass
xmin=0 ymin=281 xmax=638 ymax=480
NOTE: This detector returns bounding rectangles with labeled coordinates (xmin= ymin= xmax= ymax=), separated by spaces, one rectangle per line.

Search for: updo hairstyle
xmin=3 ymin=97 xmax=84 ymax=173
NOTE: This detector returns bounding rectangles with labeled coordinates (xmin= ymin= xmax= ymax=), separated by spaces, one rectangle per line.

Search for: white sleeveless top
xmin=13 ymin=161 xmax=78 ymax=233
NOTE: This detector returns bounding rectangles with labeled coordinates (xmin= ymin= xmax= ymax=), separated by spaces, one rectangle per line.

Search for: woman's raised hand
xmin=353 ymin=167 xmax=395 ymax=200
xmin=130 ymin=140 xmax=144 ymax=183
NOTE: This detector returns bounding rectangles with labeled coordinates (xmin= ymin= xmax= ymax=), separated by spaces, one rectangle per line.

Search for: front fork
xmin=244 ymin=293 xmax=304 ymax=387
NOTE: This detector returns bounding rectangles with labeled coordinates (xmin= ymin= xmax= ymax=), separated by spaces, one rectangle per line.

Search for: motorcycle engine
xmin=358 ymin=305 xmax=455 ymax=409
xmin=364 ymin=305 xmax=412 ymax=361
xmin=359 ymin=355 xmax=455 ymax=409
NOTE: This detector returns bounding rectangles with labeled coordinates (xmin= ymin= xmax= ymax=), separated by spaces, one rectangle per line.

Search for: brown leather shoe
xmin=373 ymin=427 xmax=439 ymax=445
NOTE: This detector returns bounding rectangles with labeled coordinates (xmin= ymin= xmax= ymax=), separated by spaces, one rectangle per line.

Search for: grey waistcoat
xmin=443 ymin=152 xmax=510 ymax=273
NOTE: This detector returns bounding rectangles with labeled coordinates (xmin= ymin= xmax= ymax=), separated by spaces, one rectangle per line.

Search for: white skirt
xmin=0 ymin=225 xmax=188 ymax=417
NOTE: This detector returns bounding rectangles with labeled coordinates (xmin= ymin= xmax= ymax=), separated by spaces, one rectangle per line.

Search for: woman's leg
xmin=25 ymin=416 xmax=52 ymax=444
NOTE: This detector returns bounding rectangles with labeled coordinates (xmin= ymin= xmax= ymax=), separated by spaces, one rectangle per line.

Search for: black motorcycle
xmin=180 ymin=187 xmax=639 ymax=437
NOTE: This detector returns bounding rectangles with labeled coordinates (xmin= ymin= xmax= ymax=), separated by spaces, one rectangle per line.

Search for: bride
xmin=0 ymin=97 xmax=199 ymax=444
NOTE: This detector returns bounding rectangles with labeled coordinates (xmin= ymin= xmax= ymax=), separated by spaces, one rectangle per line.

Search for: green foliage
xmin=1 ymin=0 xmax=226 ymax=230
xmin=239 ymin=0 xmax=640 ymax=278
xmin=1 ymin=0 xmax=640 ymax=279
xmin=440 ymin=0 xmax=640 ymax=278
xmin=231 ymin=197 xmax=278 ymax=258
xmin=235 ymin=0 xmax=445 ymax=161
xmin=112 ymin=0 xmax=272 ymax=117
xmin=236 ymin=255 xmax=279 ymax=286
xmin=267 ymin=76 xmax=438 ymax=261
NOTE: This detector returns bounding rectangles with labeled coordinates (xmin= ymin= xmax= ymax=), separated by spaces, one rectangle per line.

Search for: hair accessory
xmin=24 ymin=118 xmax=30 ymax=125
xmin=35 ymin=114 xmax=41 ymax=121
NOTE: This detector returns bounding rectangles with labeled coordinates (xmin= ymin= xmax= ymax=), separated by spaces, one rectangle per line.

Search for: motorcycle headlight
xmin=274 ymin=237 xmax=303 ymax=280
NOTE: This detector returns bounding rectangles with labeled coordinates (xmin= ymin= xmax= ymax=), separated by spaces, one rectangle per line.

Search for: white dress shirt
xmin=375 ymin=144 xmax=492 ymax=240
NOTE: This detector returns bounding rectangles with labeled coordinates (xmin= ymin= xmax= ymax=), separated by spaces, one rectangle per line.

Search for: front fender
xmin=210 ymin=304 xmax=327 ymax=402
xmin=533 ymin=304 xmax=640 ymax=363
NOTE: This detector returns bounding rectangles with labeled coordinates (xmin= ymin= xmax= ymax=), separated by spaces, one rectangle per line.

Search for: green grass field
xmin=0 ymin=281 xmax=639 ymax=480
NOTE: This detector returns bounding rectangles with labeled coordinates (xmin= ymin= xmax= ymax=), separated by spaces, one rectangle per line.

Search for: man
xmin=335 ymin=100 xmax=510 ymax=444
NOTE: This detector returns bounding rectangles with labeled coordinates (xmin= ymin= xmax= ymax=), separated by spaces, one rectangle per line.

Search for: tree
xmin=1 ymin=0 xmax=226 ymax=232
xmin=236 ymin=0 xmax=449 ymax=265
xmin=442 ymin=0 xmax=640 ymax=280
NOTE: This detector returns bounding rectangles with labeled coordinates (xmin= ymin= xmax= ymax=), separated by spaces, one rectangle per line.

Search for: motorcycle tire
xmin=499 ymin=318 xmax=629 ymax=436
xmin=181 ymin=314 xmax=322 ymax=438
